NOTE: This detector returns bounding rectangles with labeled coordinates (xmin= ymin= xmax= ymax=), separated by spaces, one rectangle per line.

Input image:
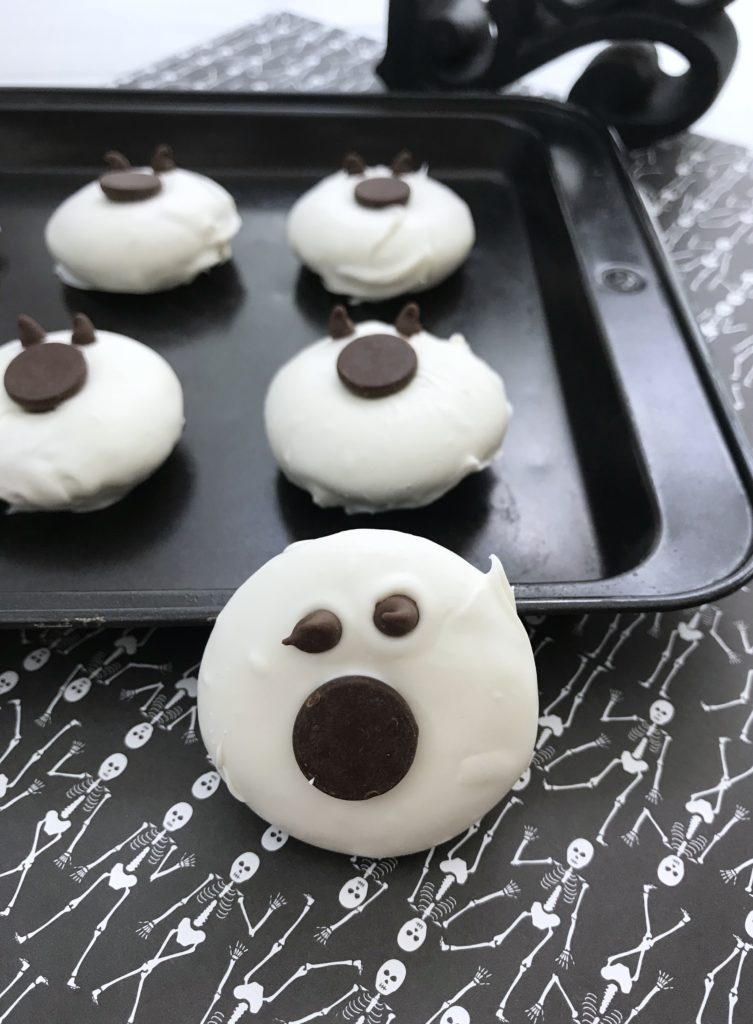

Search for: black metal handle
xmin=377 ymin=0 xmax=739 ymax=147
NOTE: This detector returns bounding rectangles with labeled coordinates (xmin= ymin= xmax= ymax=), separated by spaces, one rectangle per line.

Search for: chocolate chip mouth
xmin=292 ymin=675 xmax=418 ymax=801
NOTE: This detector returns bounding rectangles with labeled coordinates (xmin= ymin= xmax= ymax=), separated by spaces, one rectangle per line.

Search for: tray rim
xmin=0 ymin=87 xmax=752 ymax=623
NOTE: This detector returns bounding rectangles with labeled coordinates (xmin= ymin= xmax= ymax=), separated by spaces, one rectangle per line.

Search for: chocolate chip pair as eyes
xmin=282 ymin=596 xmax=420 ymax=652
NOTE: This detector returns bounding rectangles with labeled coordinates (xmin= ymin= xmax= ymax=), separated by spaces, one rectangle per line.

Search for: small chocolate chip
xmin=337 ymin=334 xmax=417 ymax=398
xmin=283 ymin=610 xmax=342 ymax=654
xmin=104 ymin=150 xmax=131 ymax=170
xmin=394 ymin=302 xmax=422 ymax=337
xmin=354 ymin=177 xmax=410 ymax=209
xmin=151 ymin=144 xmax=176 ymax=173
xmin=391 ymin=149 xmax=415 ymax=175
xmin=292 ymin=676 xmax=418 ymax=800
xmin=4 ymin=343 xmax=87 ymax=413
xmin=328 ymin=305 xmax=355 ymax=340
xmin=17 ymin=315 xmax=45 ymax=348
xmin=374 ymin=595 xmax=420 ymax=637
xmin=99 ymin=170 xmax=162 ymax=203
xmin=343 ymin=152 xmax=366 ymax=175
xmin=71 ymin=313 xmax=96 ymax=346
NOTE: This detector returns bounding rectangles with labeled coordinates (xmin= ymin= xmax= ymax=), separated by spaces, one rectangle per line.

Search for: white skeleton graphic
xmin=200 ymin=893 xmax=314 ymax=1024
xmin=314 ymin=858 xmax=395 ymax=945
xmin=331 ymin=958 xmax=406 ymax=1024
xmin=34 ymin=651 xmax=168 ymax=728
xmin=0 ymin=959 xmax=48 ymax=1024
xmin=14 ymin=801 xmax=195 ymax=989
xmin=702 ymin=669 xmax=753 ymax=743
xmin=205 ymin=914 xmax=366 ymax=1024
xmin=215 ymin=959 xmax=362 ymax=1024
xmin=534 ymin=659 xmax=607 ymax=767
xmin=543 ymin=694 xmax=674 ymax=845
xmin=92 ymin=853 xmax=282 ymax=1023
xmin=0 ymin=747 xmax=127 ymax=916
xmin=398 ymin=800 xmax=520 ymax=951
xmin=527 ymin=885 xmax=684 ymax=1024
xmin=441 ymin=828 xmax=593 ymax=1021
xmin=639 ymin=607 xmax=739 ymax=695
xmin=697 ymin=909 xmax=753 ymax=1023
xmin=421 ymin=967 xmax=491 ymax=1024
xmin=0 ymin=716 xmax=81 ymax=809
xmin=120 ymin=661 xmax=200 ymax=745
xmin=621 ymin=756 xmax=750 ymax=887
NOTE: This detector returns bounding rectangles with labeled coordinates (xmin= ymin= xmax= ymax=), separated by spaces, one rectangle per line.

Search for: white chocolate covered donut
xmin=287 ymin=153 xmax=475 ymax=300
xmin=0 ymin=315 xmax=184 ymax=512
xmin=264 ymin=304 xmax=511 ymax=512
xmin=45 ymin=147 xmax=241 ymax=294
xmin=198 ymin=529 xmax=538 ymax=857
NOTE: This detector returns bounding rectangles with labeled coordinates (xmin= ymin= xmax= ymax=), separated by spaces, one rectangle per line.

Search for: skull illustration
xmin=441 ymin=1009 xmax=470 ymax=1024
xmin=97 ymin=753 xmax=128 ymax=781
xmin=746 ymin=910 xmax=753 ymax=938
xmin=23 ymin=648 xmax=51 ymax=672
xmin=261 ymin=825 xmax=289 ymax=852
xmin=339 ymin=876 xmax=368 ymax=910
xmin=230 ymin=852 xmax=260 ymax=884
xmin=566 ymin=839 xmax=594 ymax=869
xmin=649 ymin=699 xmax=674 ymax=727
xmin=124 ymin=722 xmax=153 ymax=749
xmin=191 ymin=770 xmax=220 ymax=800
xmin=375 ymin=958 xmax=406 ymax=996
xmin=397 ymin=917 xmax=427 ymax=952
xmin=657 ymin=854 xmax=685 ymax=887
xmin=0 ymin=670 xmax=19 ymax=695
xmin=64 ymin=677 xmax=92 ymax=702
xmin=163 ymin=801 xmax=193 ymax=832
xmin=513 ymin=767 xmax=531 ymax=791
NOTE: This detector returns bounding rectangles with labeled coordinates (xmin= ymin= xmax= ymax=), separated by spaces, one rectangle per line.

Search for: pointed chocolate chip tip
xmin=343 ymin=152 xmax=366 ymax=176
xmin=391 ymin=149 xmax=415 ymax=175
xmin=329 ymin=305 xmax=356 ymax=340
xmin=151 ymin=144 xmax=176 ymax=173
xmin=71 ymin=313 xmax=96 ymax=346
xmin=104 ymin=150 xmax=131 ymax=171
xmin=394 ymin=303 xmax=422 ymax=337
xmin=18 ymin=314 xmax=46 ymax=348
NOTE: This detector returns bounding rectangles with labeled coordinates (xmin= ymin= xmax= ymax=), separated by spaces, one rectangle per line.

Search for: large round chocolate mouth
xmin=292 ymin=675 xmax=418 ymax=801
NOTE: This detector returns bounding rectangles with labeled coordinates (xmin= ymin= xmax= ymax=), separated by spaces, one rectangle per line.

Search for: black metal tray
xmin=0 ymin=89 xmax=752 ymax=624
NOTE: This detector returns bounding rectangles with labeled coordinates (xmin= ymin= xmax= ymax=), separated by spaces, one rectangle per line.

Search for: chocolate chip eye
xmin=282 ymin=610 xmax=342 ymax=654
xmin=374 ymin=595 xmax=419 ymax=637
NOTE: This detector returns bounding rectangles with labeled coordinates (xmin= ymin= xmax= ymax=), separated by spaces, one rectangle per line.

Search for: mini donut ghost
xmin=45 ymin=145 xmax=241 ymax=293
xmin=0 ymin=313 xmax=184 ymax=511
xmin=287 ymin=150 xmax=475 ymax=300
xmin=198 ymin=529 xmax=538 ymax=857
xmin=264 ymin=304 xmax=511 ymax=513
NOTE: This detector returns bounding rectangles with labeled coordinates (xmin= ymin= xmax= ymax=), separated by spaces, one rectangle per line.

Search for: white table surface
xmin=0 ymin=0 xmax=751 ymax=147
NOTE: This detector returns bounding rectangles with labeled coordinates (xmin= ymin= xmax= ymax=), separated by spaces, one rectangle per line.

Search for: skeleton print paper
xmin=2 ymin=10 xmax=753 ymax=1024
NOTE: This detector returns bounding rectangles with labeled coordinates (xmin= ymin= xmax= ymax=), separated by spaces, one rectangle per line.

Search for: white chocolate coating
xmin=0 ymin=329 xmax=184 ymax=512
xmin=264 ymin=319 xmax=511 ymax=512
xmin=45 ymin=168 xmax=241 ymax=293
xmin=198 ymin=529 xmax=537 ymax=857
xmin=287 ymin=165 xmax=475 ymax=300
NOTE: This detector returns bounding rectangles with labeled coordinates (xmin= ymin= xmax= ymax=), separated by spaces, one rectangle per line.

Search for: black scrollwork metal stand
xmin=377 ymin=0 xmax=739 ymax=147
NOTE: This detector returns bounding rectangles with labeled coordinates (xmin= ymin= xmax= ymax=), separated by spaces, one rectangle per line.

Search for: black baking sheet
xmin=0 ymin=90 xmax=752 ymax=623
